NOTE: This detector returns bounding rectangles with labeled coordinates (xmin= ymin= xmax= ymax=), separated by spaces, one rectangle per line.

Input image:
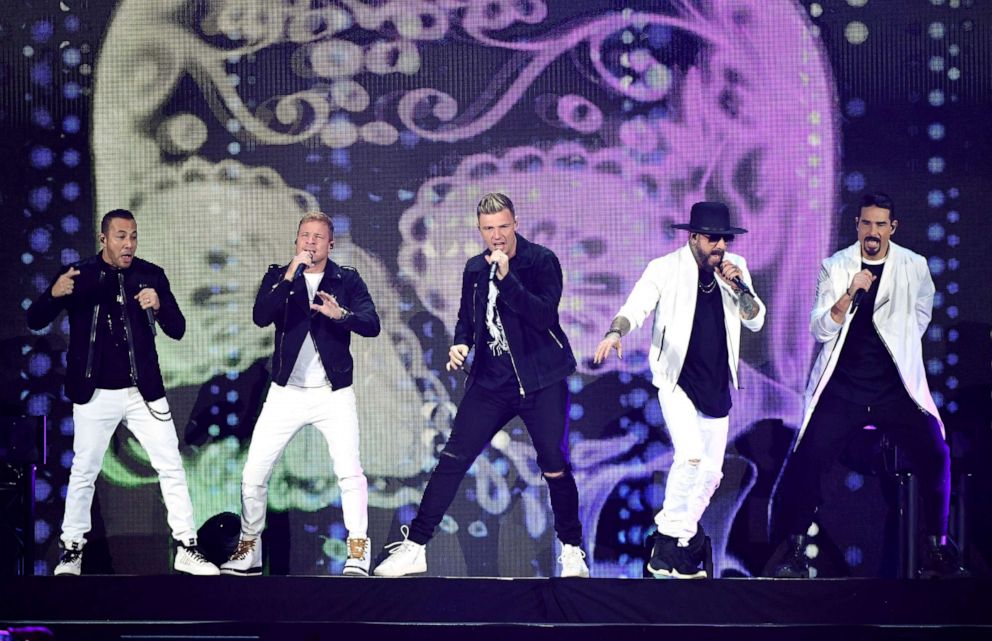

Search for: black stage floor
xmin=1 ymin=576 xmax=989 ymax=641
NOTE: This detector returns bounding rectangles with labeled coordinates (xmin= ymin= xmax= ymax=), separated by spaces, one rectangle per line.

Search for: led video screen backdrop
xmin=2 ymin=0 xmax=989 ymax=577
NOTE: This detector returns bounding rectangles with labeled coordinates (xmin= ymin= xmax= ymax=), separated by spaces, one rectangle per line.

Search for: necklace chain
xmin=698 ymin=278 xmax=717 ymax=293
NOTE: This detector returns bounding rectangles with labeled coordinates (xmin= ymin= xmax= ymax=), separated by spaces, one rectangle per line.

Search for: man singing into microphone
xmin=374 ymin=192 xmax=589 ymax=578
xmin=770 ymin=192 xmax=967 ymax=578
xmin=594 ymin=201 xmax=765 ymax=578
xmin=220 ymin=212 xmax=380 ymax=576
xmin=26 ymin=209 xmax=218 ymax=576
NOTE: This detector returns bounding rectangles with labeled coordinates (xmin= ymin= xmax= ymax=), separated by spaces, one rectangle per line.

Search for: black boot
xmin=673 ymin=525 xmax=709 ymax=579
xmin=918 ymin=536 xmax=970 ymax=579
xmin=770 ymin=535 xmax=810 ymax=578
xmin=646 ymin=530 xmax=679 ymax=578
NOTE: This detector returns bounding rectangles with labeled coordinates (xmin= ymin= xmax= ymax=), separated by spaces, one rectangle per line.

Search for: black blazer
xmin=454 ymin=234 xmax=576 ymax=395
xmin=253 ymin=260 xmax=380 ymax=390
xmin=26 ymin=254 xmax=185 ymax=404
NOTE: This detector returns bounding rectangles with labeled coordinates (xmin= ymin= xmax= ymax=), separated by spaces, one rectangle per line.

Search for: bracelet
xmin=604 ymin=329 xmax=622 ymax=339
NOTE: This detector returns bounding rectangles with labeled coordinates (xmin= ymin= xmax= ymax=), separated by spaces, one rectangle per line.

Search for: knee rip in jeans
xmin=543 ymin=469 xmax=566 ymax=479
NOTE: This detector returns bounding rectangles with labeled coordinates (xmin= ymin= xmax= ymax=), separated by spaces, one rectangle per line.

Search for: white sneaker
xmin=558 ymin=543 xmax=590 ymax=578
xmin=343 ymin=537 xmax=371 ymax=576
xmin=220 ymin=537 xmax=262 ymax=576
xmin=174 ymin=541 xmax=220 ymax=576
xmin=54 ymin=542 xmax=83 ymax=576
xmin=373 ymin=525 xmax=426 ymax=577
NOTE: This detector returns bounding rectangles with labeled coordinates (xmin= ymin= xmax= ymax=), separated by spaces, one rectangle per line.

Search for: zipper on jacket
xmin=656 ymin=326 xmax=666 ymax=360
xmin=118 ymin=272 xmax=139 ymax=385
xmin=85 ymin=270 xmax=106 ymax=379
xmin=85 ymin=310 xmax=99 ymax=379
xmin=506 ymin=344 xmax=525 ymax=398
xmin=278 ymin=278 xmax=292 ymax=380
xmin=548 ymin=329 xmax=563 ymax=349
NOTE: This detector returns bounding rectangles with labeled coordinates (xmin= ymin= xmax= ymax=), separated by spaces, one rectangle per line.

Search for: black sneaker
xmin=646 ymin=531 xmax=679 ymax=578
xmin=769 ymin=535 xmax=810 ymax=578
xmin=919 ymin=536 xmax=970 ymax=579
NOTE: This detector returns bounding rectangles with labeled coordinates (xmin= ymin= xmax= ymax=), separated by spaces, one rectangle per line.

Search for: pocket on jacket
xmin=656 ymin=326 xmax=666 ymax=360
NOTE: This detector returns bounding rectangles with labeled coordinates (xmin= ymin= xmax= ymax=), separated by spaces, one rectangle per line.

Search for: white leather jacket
xmin=797 ymin=241 xmax=943 ymax=444
xmin=616 ymin=244 xmax=766 ymax=392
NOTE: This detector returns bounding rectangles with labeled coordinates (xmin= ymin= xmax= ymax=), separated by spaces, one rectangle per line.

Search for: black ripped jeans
xmin=408 ymin=378 xmax=582 ymax=546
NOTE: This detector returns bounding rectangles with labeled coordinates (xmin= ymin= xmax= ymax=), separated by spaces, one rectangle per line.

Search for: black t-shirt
xmin=95 ymin=266 xmax=135 ymax=390
xmin=824 ymin=259 xmax=904 ymax=405
xmin=677 ymin=269 xmax=732 ymax=418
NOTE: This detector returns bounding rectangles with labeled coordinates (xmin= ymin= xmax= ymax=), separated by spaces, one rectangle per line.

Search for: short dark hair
xmin=477 ymin=192 xmax=515 ymax=218
xmin=100 ymin=209 xmax=136 ymax=234
xmin=859 ymin=192 xmax=896 ymax=220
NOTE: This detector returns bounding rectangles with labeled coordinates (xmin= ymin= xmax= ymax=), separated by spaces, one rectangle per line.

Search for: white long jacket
xmin=616 ymin=244 xmax=766 ymax=392
xmin=797 ymin=241 xmax=943 ymax=444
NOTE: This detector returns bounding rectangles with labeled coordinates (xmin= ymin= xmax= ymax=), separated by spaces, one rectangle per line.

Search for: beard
xmin=863 ymin=236 xmax=882 ymax=256
xmin=695 ymin=247 xmax=724 ymax=272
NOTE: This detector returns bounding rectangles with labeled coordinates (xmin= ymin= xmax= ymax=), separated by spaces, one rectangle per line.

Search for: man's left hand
xmin=311 ymin=290 xmax=347 ymax=319
xmin=486 ymin=250 xmax=510 ymax=280
xmin=134 ymin=288 xmax=160 ymax=312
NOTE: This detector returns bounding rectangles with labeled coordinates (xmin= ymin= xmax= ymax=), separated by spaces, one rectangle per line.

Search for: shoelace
xmin=558 ymin=546 xmax=586 ymax=565
xmin=60 ymin=550 xmax=82 ymax=563
xmin=231 ymin=539 xmax=256 ymax=560
xmin=384 ymin=525 xmax=415 ymax=555
xmin=181 ymin=546 xmax=211 ymax=564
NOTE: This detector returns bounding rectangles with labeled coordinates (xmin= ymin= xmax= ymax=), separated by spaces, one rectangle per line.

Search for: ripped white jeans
xmin=654 ymin=384 xmax=728 ymax=543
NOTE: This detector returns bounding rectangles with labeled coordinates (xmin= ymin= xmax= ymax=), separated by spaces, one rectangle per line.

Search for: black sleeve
xmin=26 ymin=268 xmax=71 ymax=330
xmin=335 ymin=270 xmax=380 ymax=338
xmin=452 ymin=264 xmax=475 ymax=348
xmin=494 ymin=250 xmax=563 ymax=331
xmin=154 ymin=268 xmax=185 ymax=340
xmin=253 ymin=266 xmax=292 ymax=328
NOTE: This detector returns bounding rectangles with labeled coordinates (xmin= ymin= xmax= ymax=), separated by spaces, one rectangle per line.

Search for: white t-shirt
xmin=287 ymin=272 xmax=330 ymax=388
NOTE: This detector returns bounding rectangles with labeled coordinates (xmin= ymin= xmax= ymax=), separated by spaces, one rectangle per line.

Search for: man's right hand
xmin=51 ymin=267 xmax=81 ymax=298
xmin=284 ymin=251 xmax=314 ymax=281
xmin=593 ymin=333 xmax=622 ymax=364
xmin=446 ymin=344 xmax=470 ymax=371
xmin=848 ymin=269 xmax=876 ymax=297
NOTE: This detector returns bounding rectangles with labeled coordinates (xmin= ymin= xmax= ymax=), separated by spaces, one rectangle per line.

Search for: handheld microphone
xmin=850 ymin=288 xmax=865 ymax=313
xmin=489 ymin=260 xmax=498 ymax=281
xmin=293 ymin=251 xmax=314 ymax=281
xmin=718 ymin=259 xmax=751 ymax=296
xmin=138 ymin=282 xmax=157 ymax=336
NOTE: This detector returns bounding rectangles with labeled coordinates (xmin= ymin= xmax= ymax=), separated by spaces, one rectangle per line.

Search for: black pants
xmin=776 ymin=387 xmax=950 ymax=537
xmin=409 ymin=379 xmax=582 ymax=546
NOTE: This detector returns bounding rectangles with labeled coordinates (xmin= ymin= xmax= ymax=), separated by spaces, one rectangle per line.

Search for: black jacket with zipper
xmin=253 ymin=260 xmax=380 ymax=390
xmin=26 ymin=254 xmax=185 ymax=404
xmin=454 ymin=234 xmax=576 ymax=395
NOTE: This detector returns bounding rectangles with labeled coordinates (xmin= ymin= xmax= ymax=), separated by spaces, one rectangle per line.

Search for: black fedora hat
xmin=671 ymin=201 xmax=747 ymax=234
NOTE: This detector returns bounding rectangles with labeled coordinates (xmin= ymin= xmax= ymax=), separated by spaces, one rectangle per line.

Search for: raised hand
xmin=52 ymin=267 xmax=81 ymax=298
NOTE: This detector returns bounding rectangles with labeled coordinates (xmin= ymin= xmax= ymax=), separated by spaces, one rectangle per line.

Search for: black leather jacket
xmin=253 ymin=260 xmax=380 ymax=389
xmin=454 ymin=234 xmax=576 ymax=396
xmin=26 ymin=254 xmax=185 ymax=404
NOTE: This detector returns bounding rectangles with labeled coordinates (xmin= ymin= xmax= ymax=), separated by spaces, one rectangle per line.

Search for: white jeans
xmin=654 ymin=384 xmax=729 ymax=542
xmin=240 ymin=383 xmax=368 ymax=539
xmin=63 ymin=387 xmax=198 ymax=546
